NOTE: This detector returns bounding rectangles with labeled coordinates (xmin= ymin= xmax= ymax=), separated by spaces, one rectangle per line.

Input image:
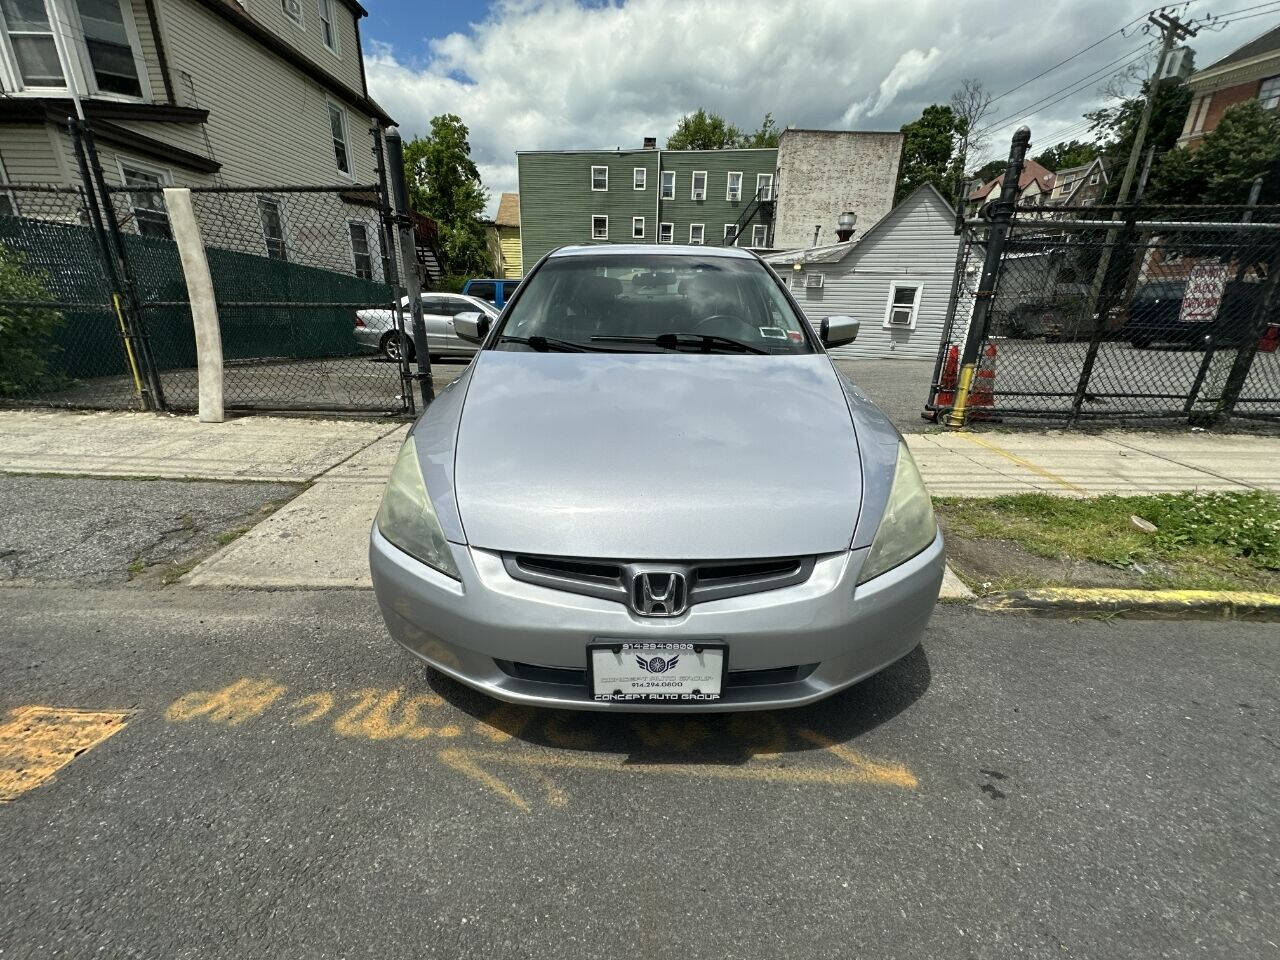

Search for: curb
xmin=975 ymin=587 xmax=1280 ymax=620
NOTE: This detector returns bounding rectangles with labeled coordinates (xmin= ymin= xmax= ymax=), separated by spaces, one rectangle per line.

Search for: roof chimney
xmin=835 ymin=211 xmax=857 ymax=242
xmin=643 ymin=136 xmax=657 ymax=149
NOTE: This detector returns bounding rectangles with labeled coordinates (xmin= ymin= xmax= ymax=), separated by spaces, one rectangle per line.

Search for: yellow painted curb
xmin=977 ymin=587 xmax=1280 ymax=620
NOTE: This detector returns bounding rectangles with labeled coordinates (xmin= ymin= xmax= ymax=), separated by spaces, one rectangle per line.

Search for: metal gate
xmin=927 ymin=203 xmax=1280 ymax=427
xmin=0 ymin=118 xmax=414 ymax=416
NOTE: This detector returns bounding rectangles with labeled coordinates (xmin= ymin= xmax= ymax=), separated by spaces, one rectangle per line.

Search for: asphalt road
xmin=2 ymin=581 xmax=1276 ymax=959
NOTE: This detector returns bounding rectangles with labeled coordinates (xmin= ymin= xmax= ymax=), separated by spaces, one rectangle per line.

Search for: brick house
xmin=1178 ymin=23 xmax=1280 ymax=147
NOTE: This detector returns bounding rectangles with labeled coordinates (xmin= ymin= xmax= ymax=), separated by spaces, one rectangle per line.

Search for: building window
xmin=349 ymin=221 xmax=373 ymax=279
xmin=0 ymin=0 xmax=64 ymax=88
xmin=751 ymin=223 xmax=767 ymax=247
xmin=756 ymin=173 xmax=774 ymax=201
xmin=317 ymin=0 xmax=338 ymax=54
xmin=328 ymin=101 xmax=350 ymax=175
xmin=726 ymin=171 xmax=742 ymax=201
xmin=658 ymin=222 xmax=673 ymax=243
xmin=632 ymin=216 xmax=644 ymax=239
xmin=633 ymin=167 xmax=646 ymax=191
xmin=281 ymin=0 xmax=303 ymax=26
xmin=660 ymin=170 xmax=674 ymax=199
xmin=1089 ymin=171 xmax=1100 ymax=185
xmin=0 ymin=0 xmax=146 ymax=97
xmin=689 ymin=223 xmax=704 ymax=245
xmin=1192 ymin=94 xmax=1212 ymax=132
xmin=884 ymin=281 xmax=922 ymax=329
xmin=258 ymin=197 xmax=287 ymax=260
xmin=592 ymin=215 xmax=608 ymax=239
xmin=591 ymin=165 xmax=608 ymax=191
xmin=1260 ymin=75 xmax=1280 ymax=110
xmin=723 ymin=224 xmax=737 ymax=244
xmin=691 ymin=171 xmax=706 ymax=200
xmin=119 ymin=160 xmax=171 ymax=238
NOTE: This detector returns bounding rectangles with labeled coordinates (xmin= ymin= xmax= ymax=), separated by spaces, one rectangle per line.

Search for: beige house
xmin=494 ymin=191 xmax=521 ymax=278
xmin=0 ymin=0 xmax=394 ymax=274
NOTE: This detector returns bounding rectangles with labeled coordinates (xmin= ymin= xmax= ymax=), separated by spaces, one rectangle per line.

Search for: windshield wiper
xmin=496 ymin=335 xmax=592 ymax=353
xmin=590 ymin=333 xmax=769 ymax=355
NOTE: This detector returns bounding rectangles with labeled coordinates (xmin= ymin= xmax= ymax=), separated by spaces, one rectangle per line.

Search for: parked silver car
xmin=370 ymin=245 xmax=943 ymax=711
xmin=354 ymin=293 xmax=498 ymax=361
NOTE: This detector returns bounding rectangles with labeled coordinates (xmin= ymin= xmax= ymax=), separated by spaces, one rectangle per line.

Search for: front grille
xmin=495 ymin=660 xmax=818 ymax=689
xmin=503 ymin=553 xmax=815 ymax=614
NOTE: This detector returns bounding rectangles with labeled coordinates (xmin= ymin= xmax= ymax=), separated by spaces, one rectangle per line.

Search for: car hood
xmin=452 ymin=351 xmax=862 ymax=559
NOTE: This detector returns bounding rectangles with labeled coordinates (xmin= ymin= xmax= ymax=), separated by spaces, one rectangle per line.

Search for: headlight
xmin=857 ymin=440 xmax=936 ymax=584
xmin=375 ymin=435 xmax=461 ymax=579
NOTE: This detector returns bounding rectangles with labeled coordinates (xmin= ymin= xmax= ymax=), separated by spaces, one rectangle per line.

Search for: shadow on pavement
xmin=424 ymin=644 xmax=931 ymax=766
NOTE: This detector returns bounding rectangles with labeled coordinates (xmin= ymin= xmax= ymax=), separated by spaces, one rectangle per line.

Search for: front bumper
xmin=369 ymin=526 xmax=944 ymax=712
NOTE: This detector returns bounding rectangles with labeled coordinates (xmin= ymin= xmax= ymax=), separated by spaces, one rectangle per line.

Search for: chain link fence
xmin=104 ymin=183 xmax=408 ymax=413
xmin=928 ymin=202 xmax=1280 ymax=426
xmin=1 ymin=118 xmax=414 ymax=416
xmin=0 ymin=183 xmax=147 ymax=410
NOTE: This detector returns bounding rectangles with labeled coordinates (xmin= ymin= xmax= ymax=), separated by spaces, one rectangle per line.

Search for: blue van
xmin=462 ymin=278 xmax=520 ymax=309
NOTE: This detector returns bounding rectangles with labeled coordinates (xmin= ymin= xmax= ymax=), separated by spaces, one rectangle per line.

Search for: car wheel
xmin=381 ymin=332 xmax=413 ymax=362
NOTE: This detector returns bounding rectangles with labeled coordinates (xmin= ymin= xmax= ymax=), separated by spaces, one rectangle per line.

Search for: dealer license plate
xmin=588 ymin=642 xmax=727 ymax=703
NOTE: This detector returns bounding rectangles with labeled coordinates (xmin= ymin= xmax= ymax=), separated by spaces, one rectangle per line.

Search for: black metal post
xmin=947 ymin=126 xmax=1030 ymax=428
xmin=80 ymin=121 xmax=167 ymax=411
xmin=371 ymin=124 xmax=414 ymax=417
xmin=384 ymin=127 xmax=434 ymax=407
xmin=1215 ymin=234 xmax=1280 ymax=423
xmin=1071 ymin=207 xmax=1139 ymax=421
xmin=70 ymin=118 xmax=157 ymax=411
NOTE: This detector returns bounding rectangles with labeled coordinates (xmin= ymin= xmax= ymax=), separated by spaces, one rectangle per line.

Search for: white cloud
xmin=365 ymin=0 xmax=1266 ymax=216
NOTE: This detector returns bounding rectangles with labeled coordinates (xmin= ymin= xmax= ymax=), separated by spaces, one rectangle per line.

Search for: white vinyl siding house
xmin=764 ymin=184 xmax=959 ymax=361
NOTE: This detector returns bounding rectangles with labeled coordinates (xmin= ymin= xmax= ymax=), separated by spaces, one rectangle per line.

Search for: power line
xmin=986 ymin=28 xmax=1134 ymax=107
xmin=976 ymin=42 xmax=1157 ymax=137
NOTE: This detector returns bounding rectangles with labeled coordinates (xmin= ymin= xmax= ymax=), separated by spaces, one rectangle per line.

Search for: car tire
xmin=381 ymin=332 xmax=413 ymax=362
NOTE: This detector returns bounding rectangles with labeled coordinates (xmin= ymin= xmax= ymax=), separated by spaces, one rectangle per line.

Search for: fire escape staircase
xmin=718 ymin=185 xmax=777 ymax=248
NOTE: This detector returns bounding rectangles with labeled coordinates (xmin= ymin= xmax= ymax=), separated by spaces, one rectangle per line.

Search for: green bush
xmin=0 ymin=245 xmax=67 ymax=397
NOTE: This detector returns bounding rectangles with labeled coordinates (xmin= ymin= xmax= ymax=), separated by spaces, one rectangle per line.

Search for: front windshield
xmin=492 ymin=253 xmax=816 ymax=355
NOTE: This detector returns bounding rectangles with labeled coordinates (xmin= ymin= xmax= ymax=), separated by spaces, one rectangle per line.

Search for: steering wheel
xmin=691 ymin=313 xmax=758 ymax=339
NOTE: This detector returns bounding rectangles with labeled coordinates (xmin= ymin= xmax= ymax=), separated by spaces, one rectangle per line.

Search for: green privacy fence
xmin=1 ymin=214 xmax=393 ymax=383
xmin=117 ymin=231 xmax=395 ymax=369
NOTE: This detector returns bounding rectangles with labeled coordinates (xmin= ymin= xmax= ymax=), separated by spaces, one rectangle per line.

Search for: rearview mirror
xmin=818 ymin=315 xmax=859 ymax=348
xmin=454 ymin=311 xmax=490 ymax=344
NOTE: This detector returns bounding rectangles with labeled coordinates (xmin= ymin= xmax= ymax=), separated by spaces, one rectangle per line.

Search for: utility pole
xmin=384 ymin=127 xmax=435 ymax=407
xmin=1082 ymin=9 xmax=1200 ymax=323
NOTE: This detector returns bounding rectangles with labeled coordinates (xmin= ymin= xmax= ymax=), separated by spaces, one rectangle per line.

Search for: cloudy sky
xmin=361 ymin=0 xmax=1277 ymax=215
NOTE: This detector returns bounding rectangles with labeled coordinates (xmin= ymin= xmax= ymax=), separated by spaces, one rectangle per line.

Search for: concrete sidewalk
xmin=3 ymin=410 xmax=1278 ymax=591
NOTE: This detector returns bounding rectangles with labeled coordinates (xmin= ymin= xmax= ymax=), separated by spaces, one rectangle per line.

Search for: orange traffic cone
xmin=936 ymin=344 xmax=960 ymax=407
xmin=969 ymin=343 xmax=998 ymax=411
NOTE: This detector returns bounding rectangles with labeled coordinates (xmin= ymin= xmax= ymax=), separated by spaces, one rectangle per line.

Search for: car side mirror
xmin=819 ymin=315 xmax=859 ymax=348
xmin=454 ymin=311 xmax=490 ymax=344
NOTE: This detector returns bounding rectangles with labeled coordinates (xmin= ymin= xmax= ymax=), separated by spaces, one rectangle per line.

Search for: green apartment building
xmin=516 ymin=146 xmax=780 ymax=267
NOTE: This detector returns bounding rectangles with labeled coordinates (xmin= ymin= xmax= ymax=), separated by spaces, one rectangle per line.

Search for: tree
xmin=969 ymin=158 xmax=1006 ymax=185
xmin=1147 ymin=99 xmax=1280 ymax=205
xmin=896 ymin=104 xmax=960 ymax=203
xmin=741 ymin=112 xmax=781 ymax=148
xmin=948 ymin=79 xmax=993 ymax=195
xmin=666 ymin=110 xmax=783 ymax=149
xmin=1086 ymin=77 xmax=1192 ymax=204
xmin=402 ymin=114 xmax=493 ymax=277
xmin=1033 ymin=139 xmax=1098 ymax=171
xmin=666 ymin=109 xmax=743 ymax=150
xmin=0 ymin=247 xmax=66 ymax=397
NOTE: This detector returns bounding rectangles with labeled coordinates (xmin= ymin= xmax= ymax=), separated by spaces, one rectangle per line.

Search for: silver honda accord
xmin=369 ymin=244 xmax=943 ymax=711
